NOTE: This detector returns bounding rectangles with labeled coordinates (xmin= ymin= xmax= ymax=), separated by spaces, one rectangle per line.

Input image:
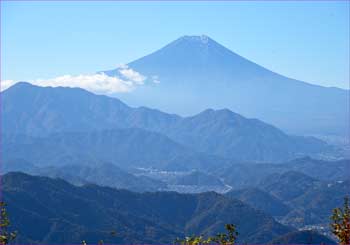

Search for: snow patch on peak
xmin=179 ymin=35 xmax=211 ymax=44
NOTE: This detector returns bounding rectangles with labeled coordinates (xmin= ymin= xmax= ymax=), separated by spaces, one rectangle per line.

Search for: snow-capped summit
xmin=178 ymin=35 xmax=210 ymax=44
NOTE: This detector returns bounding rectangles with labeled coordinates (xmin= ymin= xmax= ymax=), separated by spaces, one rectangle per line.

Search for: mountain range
xmin=3 ymin=172 xmax=295 ymax=244
xmin=2 ymin=82 xmax=340 ymax=163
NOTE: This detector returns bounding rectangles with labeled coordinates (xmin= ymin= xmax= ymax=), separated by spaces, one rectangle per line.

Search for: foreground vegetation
xmin=330 ymin=197 xmax=350 ymax=244
xmin=174 ymin=224 xmax=238 ymax=245
xmin=0 ymin=202 xmax=16 ymax=245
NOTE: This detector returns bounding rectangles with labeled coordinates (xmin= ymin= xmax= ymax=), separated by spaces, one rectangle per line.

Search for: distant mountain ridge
xmin=216 ymin=157 xmax=350 ymax=190
xmin=2 ymin=160 xmax=167 ymax=192
xmin=3 ymin=128 xmax=230 ymax=170
xmin=2 ymin=82 xmax=338 ymax=162
xmin=104 ymin=35 xmax=348 ymax=137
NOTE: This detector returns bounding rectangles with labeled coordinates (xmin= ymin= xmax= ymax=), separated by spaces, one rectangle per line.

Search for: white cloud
xmin=117 ymin=65 xmax=146 ymax=84
xmin=1 ymin=65 xmax=154 ymax=94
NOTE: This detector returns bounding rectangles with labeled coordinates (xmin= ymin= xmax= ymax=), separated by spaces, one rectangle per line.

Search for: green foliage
xmin=330 ymin=196 xmax=350 ymax=245
xmin=174 ymin=235 xmax=211 ymax=245
xmin=0 ymin=202 xmax=16 ymax=245
xmin=174 ymin=224 xmax=238 ymax=245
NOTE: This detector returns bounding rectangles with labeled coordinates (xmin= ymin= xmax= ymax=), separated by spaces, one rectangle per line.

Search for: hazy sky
xmin=2 ymin=1 xmax=349 ymax=89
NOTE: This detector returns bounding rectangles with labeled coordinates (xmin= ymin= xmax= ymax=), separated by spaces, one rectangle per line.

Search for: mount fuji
xmin=104 ymin=35 xmax=349 ymax=138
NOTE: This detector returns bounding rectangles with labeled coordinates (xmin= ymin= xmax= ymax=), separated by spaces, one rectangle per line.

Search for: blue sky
xmin=1 ymin=1 xmax=349 ymax=89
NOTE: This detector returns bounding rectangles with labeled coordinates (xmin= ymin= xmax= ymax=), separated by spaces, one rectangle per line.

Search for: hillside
xmin=225 ymin=170 xmax=350 ymax=229
xmin=224 ymin=168 xmax=350 ymax=231
xmin=259 ymin=171 xmax=321 ymax=201
xmin=3 ymin=172 xmax=292 ymax=244
xmin=226 ymin=188 xmax=290 ymax=217
xmin=282 ymin=179 xmax=350 ymax=227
